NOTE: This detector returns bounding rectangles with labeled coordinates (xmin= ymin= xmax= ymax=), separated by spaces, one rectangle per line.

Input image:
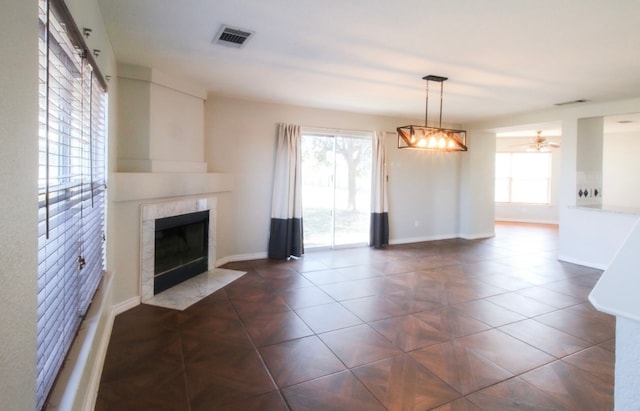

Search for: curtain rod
xmin=300 ymin=125 xmax=396 ymax=135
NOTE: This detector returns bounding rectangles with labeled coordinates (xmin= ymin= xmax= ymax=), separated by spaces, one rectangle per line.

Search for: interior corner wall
xmin=459 ymin=130 xmax=496 ymax=238
xmin=148 ymin=82 xmax=205 ymax=163
xmin=603 ymin=131 xmax=640 ymax=208
xmin=204 ymin=95 xmax=484 ymax=259
xmin=385 ymin=137 xmax=463 ymax=243
xmin=116 ymin=76 xmax=151 ymax=164
xmin=0 ymin=1 xmax=39 ymax=410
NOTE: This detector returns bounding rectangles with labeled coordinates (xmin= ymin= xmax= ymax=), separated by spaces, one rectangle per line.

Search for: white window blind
xmin=37 ymin=0 xmax=107 ymax=408
xmin=495 ymin=152 xmax=551 ymax=204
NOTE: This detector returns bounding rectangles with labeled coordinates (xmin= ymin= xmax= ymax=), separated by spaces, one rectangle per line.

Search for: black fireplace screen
xmin=154 ymin=210 xmax=209 ymax=294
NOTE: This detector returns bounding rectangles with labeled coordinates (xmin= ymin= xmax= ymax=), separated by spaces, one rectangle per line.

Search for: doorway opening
xmin=301 ymin=131 xmax=372 ymax=249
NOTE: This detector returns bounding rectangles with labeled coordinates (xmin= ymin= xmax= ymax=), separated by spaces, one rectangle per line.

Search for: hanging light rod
xmin=397 ymin=75 xmax=467 ymax=151
xmin=423 ymin=75 xmax=448 ymax=81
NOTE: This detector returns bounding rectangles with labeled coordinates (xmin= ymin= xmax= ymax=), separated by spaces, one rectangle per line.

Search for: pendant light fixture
xmin=525 ymin=130 xmax=560 ymax=152
xmin=397 ymin=75 xmax=467 ymax=151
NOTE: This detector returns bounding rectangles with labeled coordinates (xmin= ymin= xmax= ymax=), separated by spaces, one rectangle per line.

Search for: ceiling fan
xmin=524 ymin=130 xmax=560 ymax=152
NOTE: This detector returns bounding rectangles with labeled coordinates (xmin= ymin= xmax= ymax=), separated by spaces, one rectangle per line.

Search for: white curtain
xmin=268 ymin=123 xmax=304 ymax=259
xmin=370 ymin=131 xmax=389 ymax=247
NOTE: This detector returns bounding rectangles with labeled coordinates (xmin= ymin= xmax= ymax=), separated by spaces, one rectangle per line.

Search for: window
xmin=37 ymin=0 xmax=107 ymax=408
xmin=495 ymin=152 xmax=551 ymax=204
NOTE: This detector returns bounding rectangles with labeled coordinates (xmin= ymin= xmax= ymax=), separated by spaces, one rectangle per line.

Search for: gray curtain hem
xmin=370 ymin=212 xmax=389 ymax=248
xmin=268 ymin=217 xmax=304 ymax=259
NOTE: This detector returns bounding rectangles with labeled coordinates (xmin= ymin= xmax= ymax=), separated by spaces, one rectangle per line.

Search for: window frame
xmin=495 ymin=151 xmax=552 ymax=205
xmin=37 ymin=0 xmax=107 ymax=408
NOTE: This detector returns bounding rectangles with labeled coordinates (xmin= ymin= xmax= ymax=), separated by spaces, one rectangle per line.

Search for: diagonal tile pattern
xmin=282 ymin=370 xmax=386 ymax=411
xmin=353 ymin=354 xmax=460 ymax=410
xmin=97 ymin=222 xmax=615 ymax=410
xmin=319 ymin=324 xmax=403 ymax=368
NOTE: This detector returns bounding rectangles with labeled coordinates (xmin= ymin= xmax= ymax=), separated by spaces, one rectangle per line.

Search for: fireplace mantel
xmin=111 ymin=172 xmax=233 ymax=202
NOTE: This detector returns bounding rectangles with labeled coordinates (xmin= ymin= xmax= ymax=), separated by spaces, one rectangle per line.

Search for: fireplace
xmin=154 ymin=210 xmax=209 ymax=294
xmin=140 ymin=197 xmax=217 ymax=303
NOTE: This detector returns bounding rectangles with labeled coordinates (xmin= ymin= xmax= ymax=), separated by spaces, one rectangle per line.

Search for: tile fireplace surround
xmin=140 ymin=196 xmax=217 ymax=303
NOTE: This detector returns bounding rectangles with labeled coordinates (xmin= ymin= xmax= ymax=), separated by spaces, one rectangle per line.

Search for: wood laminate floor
xmin=96 ymin=222 xmax=615 ymax=410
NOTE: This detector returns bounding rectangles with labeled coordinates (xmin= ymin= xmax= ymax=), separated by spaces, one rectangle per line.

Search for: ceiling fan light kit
xmin=526 ymin=130 xmax=560 ymax=152
xmin=397 ymin=75 xmax=467 ymax=151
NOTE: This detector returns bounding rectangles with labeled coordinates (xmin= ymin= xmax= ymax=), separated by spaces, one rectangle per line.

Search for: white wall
xmin=603 ymin=130 xmax=640 ymax=208
xmin=0 ymin=1 xmax=39 ymax=409
xmin=615 ymin=318 xmax=640 ymax=410
xmin=204 ymin=95 xmax=496 ymax=260
xmin=495 ymin=136 xmax=561 ymax=224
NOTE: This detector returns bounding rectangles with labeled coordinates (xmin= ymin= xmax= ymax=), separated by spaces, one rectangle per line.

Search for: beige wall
xmin=460 ymin=130 xmax=497 ymax=237
xmin=117 ymin=64 xmax=207 ymax=172
xmin=117 ymin=75 xmax=151 ymax=162
xmin=204 ymin=95 xmax=496 ymax=260
xmin=0 ymin=1 xmax=39 ymax=409
xmin=149 ymin=82 xmax=205 ymax=164
xmin=109 ymin=93 xmax=497 ymax=305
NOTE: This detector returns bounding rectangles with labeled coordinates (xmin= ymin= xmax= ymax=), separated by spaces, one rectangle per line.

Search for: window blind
xmin=37 ymin=0 xmax=107 ymax=408
xmin=495 ymin=152 xmax=551 ymax=204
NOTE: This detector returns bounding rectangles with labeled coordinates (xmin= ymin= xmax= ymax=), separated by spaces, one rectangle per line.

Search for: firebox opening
xmin=154 ymin=210 xmax=209 ymax=294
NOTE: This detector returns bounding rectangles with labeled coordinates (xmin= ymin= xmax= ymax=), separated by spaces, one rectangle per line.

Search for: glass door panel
xmin=301 ymin=135 xmax=335 ymax=248
xmin=301 ymin=133 xmax=372 ymax=249
xmin=333 ymin=136 xmax=371 ymax=246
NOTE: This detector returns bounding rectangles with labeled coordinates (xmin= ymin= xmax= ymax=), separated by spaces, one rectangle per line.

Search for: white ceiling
xmin=97 ymin=0 xmax=640 ymax=125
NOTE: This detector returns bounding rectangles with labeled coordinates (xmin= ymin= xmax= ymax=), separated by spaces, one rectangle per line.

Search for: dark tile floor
xmin=96 ymin=222 xmax=615 ymax=410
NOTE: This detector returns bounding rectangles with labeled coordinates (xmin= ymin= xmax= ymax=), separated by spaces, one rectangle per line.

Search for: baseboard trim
xmin=460 ymin=231 xmax=495 ymax=240
xmin=495 ymin=217 xmax=559 ymax=225
xmin=389 ymin=233 xmax=458 ymax=245
xmin=82 ymin=295 xmax=139 ymax=410
xmin=111 ymin=296 xmax=141 ymax=315
xmin=218 ymin=252 xmax=268 ymax=265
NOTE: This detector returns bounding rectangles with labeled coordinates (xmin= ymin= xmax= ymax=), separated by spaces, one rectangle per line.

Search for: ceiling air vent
xmin=554 ymin=99 xmax=589 ymax=106
xmin=214 ymin=25 xmax=254 ymax=48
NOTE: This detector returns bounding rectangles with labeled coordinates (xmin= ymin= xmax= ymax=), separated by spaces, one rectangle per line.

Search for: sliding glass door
xmin=301 ymin=132 xmax=372 ymax=248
